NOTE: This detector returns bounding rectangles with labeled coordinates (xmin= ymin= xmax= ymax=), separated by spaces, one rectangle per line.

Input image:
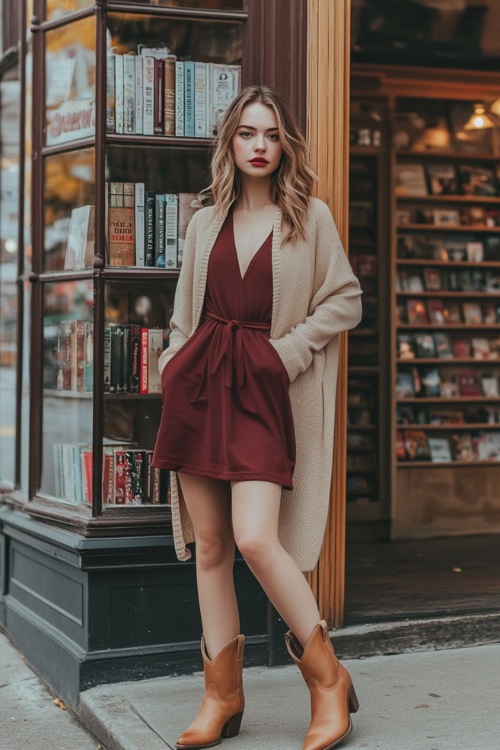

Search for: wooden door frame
xmin=306 ymin=0 xmax=351 ymax=628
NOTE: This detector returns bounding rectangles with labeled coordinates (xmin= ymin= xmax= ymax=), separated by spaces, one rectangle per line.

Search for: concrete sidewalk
xmin=80 ymin=641 xmax=500 ymax=750
xmin=0 ymin=631 xmax=106 ymax=750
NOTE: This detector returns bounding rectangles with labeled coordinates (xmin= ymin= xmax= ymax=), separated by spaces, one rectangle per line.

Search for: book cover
xmin=148 ymin=328 xmax=164 ymax=393
xmin=142 ymin=56 xmax=155 ymax=136
xmin=194 ymin=61 xmax=206 ymax=137
xmin=145 ymin=191 xmax=156 ymax=266
xmin=452 ymin=338 xmax=471 ymax=358
xmin=481 ymin=375 xmax=499 ymax=398
xmin=130 ymin=450 xmax=146 ymax=504
xmin=120 ymin=324 xmax=130 ymax=394
xmin=443 ymin=302 xmax=462 ymax=324
xmin=57 ymin=320 xmax=72 ymax=391
xmin=123 ymin=450 xmax=134 ymax=504
xmin=457 ymin=368 xmax=482 ymax=397
xmin=113 ymin=449 xmax=126 ymax=504
xmin=426 ymin=163 xmax=458 ymax=195
xmin=395 ymin=163 xmax=428 ymax=197
xmin=439 ymin=371 xmax=458 ymax=398
xmin=407 ymin=298 xmax=430 ymax=325
xmin=404 ymin=430 xmax=431 ymax=461
xmin=472 ymin=337 xmax=491 ymax=360
xmin=65 ymin=205 xmax=95 ymax=270
xmin=154 ymin=58 xmax=165 ymax=135
xmin=184 ymin=60 xmax=195 ymax=137
xmin=210 ymin=64 xmax=240 ymax=136
xmin=421 ymin=367 xmax=441 ymax=397
xmin=427 ymin=299 xmax=445 ymax=325
xmin=462 ymin=302 xmax=483 ymax=325
xmin=164 ymin=193 xmax=178 ymax=268
xmin=114 ymin=54 xmax=124 ymax=134
xmin=81 ymin=449 xmax=93 ymax=504
xmin=423 ymin=268 xmax=441 ymax=291
xmin=109 ymin=324 xmax=124 ymax=393
xmin=164 ymin=59 xmax=176 ymax=136
xmin=397 ymin=333 xmax=415 ymax=360
xmin=130 ymin=324 xmax=141 ymax=393
xmin=433 ymin=332 xmax=453 ymax=359
xmin=123 ymin=53 xmax=136 ymax=135
xmin=450 ymin=432 xmax=474 ymax=462
xmin=134 ymin=54 xmax=144 ymax=134
xmin=396 ymin=371 xmax=415 ymax=398
xmin=175 ymin=61 xmax=184 ymax=137
xmin=102 ymin=447 xmax=115 ymax=505
xmin=414 ymin=333 xmax=435 ymax=358
xmin=428 ymin=436 xmax=452 ymax=463
xmin=72 ymin=319 xmax=86 ymax=392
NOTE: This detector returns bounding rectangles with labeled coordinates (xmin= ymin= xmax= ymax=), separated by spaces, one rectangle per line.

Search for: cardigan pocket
xmin=266 ymin=339 xmax=291 ymax=383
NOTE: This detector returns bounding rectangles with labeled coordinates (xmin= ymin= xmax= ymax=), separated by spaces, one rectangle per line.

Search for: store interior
xmin=344 ymin=0 xmax=500 ymax=624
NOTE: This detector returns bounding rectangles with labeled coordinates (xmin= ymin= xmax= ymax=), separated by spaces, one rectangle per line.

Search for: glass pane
xmin=20 ymin=285 xmax=30 ymax=494
xmin=103 ymin=280 xmax=176 ymax=507
xmin=45 ymin=17 xmax=96 ymax=147
xmin=106 ymin=13 xmax=242 ymax=138
xmin=107 ymin=1 xmax=244 ymax=9
xmin=46 ymin=0 xmax=93 ymax=24
xmin=0 ymin=65 xmax=21 ymax=487
xmin=44 ymin=148 xmax=95 ymax=272
xmin=106 ymin=144 xmax=209 ymax=267
xmin=41 ymin=280 xmax=93 ymax=504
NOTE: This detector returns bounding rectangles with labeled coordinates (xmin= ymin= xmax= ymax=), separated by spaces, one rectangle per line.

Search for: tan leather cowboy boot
xmin=285 ymin=620 xmax=359 ymax=750
xmin=176 ymin=634 xmax=245 ymax=749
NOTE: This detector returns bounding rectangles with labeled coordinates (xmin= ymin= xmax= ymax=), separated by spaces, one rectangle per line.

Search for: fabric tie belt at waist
xmin=206 ymin=311 xmax=271 ymax=388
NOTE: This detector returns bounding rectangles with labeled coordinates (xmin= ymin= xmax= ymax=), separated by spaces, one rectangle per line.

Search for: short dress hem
xmin=153 ymin=462 xmax=292 ymax=490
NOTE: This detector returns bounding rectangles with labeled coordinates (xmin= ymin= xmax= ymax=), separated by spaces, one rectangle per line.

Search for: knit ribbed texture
xmin=159 ymin=198 xmax=362 ymax=572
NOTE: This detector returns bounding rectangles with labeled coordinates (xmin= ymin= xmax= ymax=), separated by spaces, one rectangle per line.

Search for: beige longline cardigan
xmin=158 ymin=197 xmax=362 ymax=572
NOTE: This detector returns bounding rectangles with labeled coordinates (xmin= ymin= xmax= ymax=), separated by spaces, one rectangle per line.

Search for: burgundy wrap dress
xmin=152 ymin=212 xmax=296 ymax=489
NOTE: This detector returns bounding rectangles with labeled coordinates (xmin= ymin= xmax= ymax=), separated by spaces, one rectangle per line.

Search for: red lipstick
xmin=249 ymin=158 xmax=269 ymax=166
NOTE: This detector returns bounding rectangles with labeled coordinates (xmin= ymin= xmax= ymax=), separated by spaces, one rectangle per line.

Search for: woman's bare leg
xmin=231 ymin=480 xmax=320 ymax=648
xmin=177 ymin=472 xmax=239 ymax=658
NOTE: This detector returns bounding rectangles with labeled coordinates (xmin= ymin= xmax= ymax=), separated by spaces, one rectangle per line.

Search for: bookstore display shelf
xmin=398 ymin=423 xmax=500 ymax=430
xmin=397 ymin=259 xmax=500 ymax=268
xmin=42 ymin=137 xmax=96 ymax=158
xmin=396 ymin=224 xmax=500 ymax=234
xmin=102 ymin=268 xmax=180 ymax=279
xmin=397 ymin=358 xmax=500 ymax=364
xmin=349 ymin=146 xmax=382 ymax=157
xmin=347 ymin=424 xmax=377 ymax=430
xmin=43 ymin=390 xmax=93 ymax=399
xmin=106 ymin=134 xmax=212 ymax=148
xmin=397 ymin=460 xmax=500 ymax=469
xmin=395 ymin=150 xmax=500 ymax=163
xmin=348 ymin=365 xmax=380 ymax=373
xmin=104 ymin=393 xmax=162 ymax=399
xmin=105 ymin=3 xmax=247 ymax=21
xmin=397 ymin=291 xmax=500 ymax=298
xmin=398 ymin=324 xmax=500 ymax=330
xmin=397 ymin=194 xmax=500 ymax=204
xmin=397 ymin=396 xmax=500 ymax=403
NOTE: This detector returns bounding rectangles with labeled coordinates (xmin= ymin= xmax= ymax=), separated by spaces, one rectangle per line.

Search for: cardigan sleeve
xmin=269 ymin=201 xmax=362 ymax=383
xmin=158 ymin=211 xmax=199 ymax=375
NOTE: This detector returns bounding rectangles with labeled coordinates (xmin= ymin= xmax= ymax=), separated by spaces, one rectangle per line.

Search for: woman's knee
xmin=235 ymin=532 xmax=277 ymax=572
xmin=195 ymin=529 xmax=234 ymax=571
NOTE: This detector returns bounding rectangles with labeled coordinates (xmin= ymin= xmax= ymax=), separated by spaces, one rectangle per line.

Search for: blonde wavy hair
xmin=207 ymin=86 xmax=316 ymax=244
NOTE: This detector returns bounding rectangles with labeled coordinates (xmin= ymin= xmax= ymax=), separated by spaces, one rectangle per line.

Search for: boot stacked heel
xmin=221 ymin=711 xmax=244 ymax=738
xmin=348 ymin=684 xmax=359 ymax=713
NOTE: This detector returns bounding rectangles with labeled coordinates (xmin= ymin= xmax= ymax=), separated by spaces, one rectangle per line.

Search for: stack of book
xmin=107 ymin=46 xmax=241 ymax=139
xmin=56 ymin=320 xmax=93 ymax=393
xmin=53 ymin=442 xmax=170 ymax=505
xmin=397 ymin=429 xmax=500 ymax=464
xmin=104 ymin=324 xmax=169 ymax=395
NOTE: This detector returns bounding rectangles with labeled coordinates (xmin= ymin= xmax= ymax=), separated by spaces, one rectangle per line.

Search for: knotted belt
xmin=206 ymin=311 xmax=271 ymax=388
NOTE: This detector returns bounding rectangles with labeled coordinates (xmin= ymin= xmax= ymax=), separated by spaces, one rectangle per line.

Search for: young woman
xmin=152 ymin=85 xmax=363 ymax=750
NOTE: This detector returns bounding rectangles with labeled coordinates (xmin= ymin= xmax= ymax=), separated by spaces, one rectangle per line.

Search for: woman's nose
xmin=254 ymin=135 xmax=266 ymax=151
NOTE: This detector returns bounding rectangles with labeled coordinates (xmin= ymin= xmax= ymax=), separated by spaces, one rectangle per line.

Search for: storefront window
xmin=0 ymin=65 xmax=20 ymax=488
xmin=45 ymin=17 xmax=96 ymax=147
xmin=40 ymin=279 xmax=93 ymax=503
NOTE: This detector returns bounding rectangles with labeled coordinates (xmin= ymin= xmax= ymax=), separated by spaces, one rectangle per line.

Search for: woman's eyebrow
xmin=236 ymin=125 xmax=279 ymax=132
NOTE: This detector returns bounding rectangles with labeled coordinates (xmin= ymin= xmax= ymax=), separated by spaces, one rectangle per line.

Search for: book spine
xmin=103 ymin=323 xmax=111 ymax=392
xmin=194 ymin=61 xmax=206 ymax=138
xmin=143 ymin=56 xmax=155 ymax=136
xmin=129 ymin=450 xmax=145 ymax=504
xmin=175 ymin=61 xmax=184 ymax=137
xmin=81 ymin=450 xmax=93 ymax=504
xmin=124 ymin=451 xmax=134 ymax=504
xmin=135 ymin=182 xmax=145 ymax=266
xmin=144 ymin=191 xmax=156 ymax=266
xmin=164 ymin=193 xmax=178 ymax=269
xmin=114 ymin=450 xmax=126 ymax=504
xmin=134 ymin=54 xmax=143 ymax=134
xmin=76 ymin=319 xmax=86 ymax=392
xmin=61 ymin=444 xmax=75 ymax=503
xmin=57 ymin=320 xmax=72 ymax=390
xmin=106 ymin=53 xmax=116 ymax=133
xmin=102 ymin=449 xmax=114 ymax=505
xmin=109 ymin=324 xmax=124 ymax=393
xmin=151 ymin=467 xmax=160 ymax=504
xmin=211 ymin=64 xmax=238 ymax=135
xmin=154 ymin=58 xmax=165 ymax=135
xmin=70 ymin=319 xmax=78 ymax=392
xmin=145 ymin=450 xmax=153 ymax=503
xmin=130 ymin=324 xmax=141 ymax=394
xmin=184 ymin=61 xmax=195 ymax=137
xmin=205 ymin=62 xmax=213 ymax=137
xmin=115 ymin=55 xmax=124 ymax=134
xmin=155 ymin=193 xmax=166 ymax=266
xmin=163 ymin=59 xmax=176 ymax=136
xmin=121 ymin=324 xmax=130 ymax=394
xmin=124 ymin=54 xmax=136 ymax=134
xmin=148 ymin=328 xmax=163 ymax=393
xmin=53 ymin=443 xmax=62 ymax=498
xmin=140 ymin=327 xmax=149 ymax=394
xmin=84 ymin=321 xmax=93 ymax=392
xmin=73 ymin=445 xmax=83 ymax=504
xmin=108 ymin=180 xmax=135 ymax=265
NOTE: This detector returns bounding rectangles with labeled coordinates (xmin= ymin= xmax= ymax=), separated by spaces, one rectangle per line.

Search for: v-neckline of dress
xmin=230 ymin=211 xmax=273 ymax=282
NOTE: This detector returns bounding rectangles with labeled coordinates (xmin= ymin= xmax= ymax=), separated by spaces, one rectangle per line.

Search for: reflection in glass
xmin=45 ymin=18 xmax=96 ymax=146
xmin=0 ymin=65 xmax=20 ymax=487
xmin=107 ymin=0 xmax=244 ymax=9
xmin=103 ymin=280 xmax=176 ymax=507
xmin=44 ymin=148 xmax=95 ymax=272
xmin=46 ymin=0 xmax=93 ymax=21
xmin=41 ymin=280 xmax=93 ymax=503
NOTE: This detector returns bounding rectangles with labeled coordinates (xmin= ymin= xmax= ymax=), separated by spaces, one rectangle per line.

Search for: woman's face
xmin=232 ymin=102 xmax=283 ymax=178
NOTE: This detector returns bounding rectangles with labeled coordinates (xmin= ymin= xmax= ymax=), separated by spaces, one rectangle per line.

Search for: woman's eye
xmin=239 ymin=131 xmax=252 ymax=138
xmin=268 ymin=134 xmax=279 ymax=141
